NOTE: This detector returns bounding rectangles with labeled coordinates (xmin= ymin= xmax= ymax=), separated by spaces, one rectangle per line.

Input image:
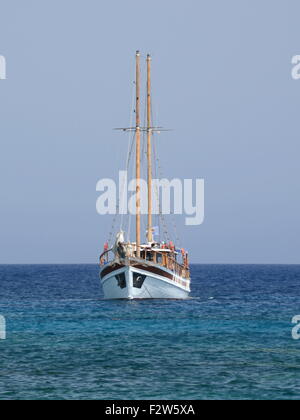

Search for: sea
xmin=0 ymin=264 xmax=299 ymax=400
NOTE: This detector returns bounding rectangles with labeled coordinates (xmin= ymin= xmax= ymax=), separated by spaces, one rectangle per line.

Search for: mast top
xmin=114 ymin=52 xmax=171 ymax=133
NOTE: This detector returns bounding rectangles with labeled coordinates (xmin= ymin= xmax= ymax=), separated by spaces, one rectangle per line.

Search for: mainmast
xmin=135 ymin=51 xmax=141 ymax=258
xmin=147 ymin=54 xmax=153 ymax=243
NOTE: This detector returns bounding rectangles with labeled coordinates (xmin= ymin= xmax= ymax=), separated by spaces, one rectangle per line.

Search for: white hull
xmin=100 ymin=263 xmax=190 ymax=300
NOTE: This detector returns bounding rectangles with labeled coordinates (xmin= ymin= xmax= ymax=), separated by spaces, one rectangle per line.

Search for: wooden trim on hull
xmin=132 ymin=264 xmax=173 ymax=281
xmin=100 ymin=264 xmax=125 ymax=279
xmin=100 ymin=262 xmax=174 ymax=282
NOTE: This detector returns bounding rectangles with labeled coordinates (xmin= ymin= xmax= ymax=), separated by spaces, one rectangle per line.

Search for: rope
xmin=108 ymin=65 xmax=136 ymax=245
xmin=152 ymin=133 xmax=170 ymax=243
xmin=120 ymin=79 xmax=136 ymax=231
xmin=155 ymin=147 xmax=181 ymax=247
xmin=150 ymin=92 xmax=181 ymax=247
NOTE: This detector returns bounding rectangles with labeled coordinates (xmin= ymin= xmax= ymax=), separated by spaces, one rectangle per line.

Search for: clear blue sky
xmin=0 ymin=0 xmax=299 ymax=264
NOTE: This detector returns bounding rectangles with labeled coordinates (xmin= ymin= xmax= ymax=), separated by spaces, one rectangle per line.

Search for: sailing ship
xmin=99 ymin=51 xmax=191 ymax=299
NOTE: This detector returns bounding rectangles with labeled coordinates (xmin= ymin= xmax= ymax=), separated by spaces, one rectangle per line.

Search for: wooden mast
xmin=147 ymin=54 xmax=153 ymax=243
xmin=135 ymin=51 xmax=141 ymax=258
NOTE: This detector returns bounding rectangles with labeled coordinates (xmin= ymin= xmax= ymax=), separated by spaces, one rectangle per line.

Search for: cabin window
xmin=156 ymin=253 xmax=162 ymax=264
xmin=116 ymin=273 xmax=126 ymax=289
xmin=133 ymin=273 xmax=146 ymax=289
xmin=146 ymin=252 xmax=153 ymax=262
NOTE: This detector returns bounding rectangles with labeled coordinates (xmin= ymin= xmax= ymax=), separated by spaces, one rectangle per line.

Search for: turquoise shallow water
xmin=0 ymin=264 xmax=300 ymax=400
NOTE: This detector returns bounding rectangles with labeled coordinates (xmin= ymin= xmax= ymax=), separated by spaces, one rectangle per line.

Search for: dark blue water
xmin=0 ymin=264 xmax=300 ymax=400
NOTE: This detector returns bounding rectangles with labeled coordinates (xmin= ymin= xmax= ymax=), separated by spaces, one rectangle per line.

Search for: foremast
xmin=135 ymin=51 xmax=141 ymax=258
xmin=147 ymin=54 xmax=153 ymax=243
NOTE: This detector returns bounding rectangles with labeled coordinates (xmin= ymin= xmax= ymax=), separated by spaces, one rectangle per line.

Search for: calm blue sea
xmin=0 ymin=264 xmax=299 ymax=400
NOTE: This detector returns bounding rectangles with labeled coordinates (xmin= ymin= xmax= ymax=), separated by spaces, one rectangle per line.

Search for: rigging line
xmin=141 ymin=82 xmax=149 ymax=244
xmin=126 ymin=159 xmax=134 ymax=243
xmin=125 ymin=133 xmax=136 ymax=243
xmin=148 ymin=72 xmax=170 ymax=244
xmin=108 ymin=202 xmax=120 ymax=248
xmin=120 ymin=131 xmax=135 ymax=231
xmin=126 ymin=133 xmax=136 ymax=168
xmin=170 ymin=210 xmax=181 ymax=247
xmin=152 ymin=134 xmax=163 ymax=241
xmin=137 ymin=77 xmax=153 ymax=243
xmin=140 ymin=81 xmax=148 ymax=188
xmin=150 ymin=99 xmax=167 ymax=239
xmin=120 ymin=79 xmax=136 ymax=231
xmin=151 ymin=98 xmax=170 ymax=243
xmin=155 ymin=146 xmax=181 ymax=247
xmin=147 ymin=74 xmax=165 ymax=243
xmin=142 ymin=82 xmax=147 ymax=158
xmin=108 ymin=93 xmax=135 ymax=246
xmin=151 ymin=99 xmax=181 ymax=247
xmin=152 ymin=133 xmax=169 ymax=243
xmin=121 ymin=135 xmax=135 ymax=242
xmin=125 ymin=133 xmax=135 ymax=242
xmin=108 ymin=68 xmax=136 ymax=243
xmin=151 ymin=131 xmax=160 ymax=235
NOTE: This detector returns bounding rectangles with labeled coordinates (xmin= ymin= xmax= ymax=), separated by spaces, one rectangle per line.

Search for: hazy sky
xmin=0 ymin=0 xmax=299 ymax=264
